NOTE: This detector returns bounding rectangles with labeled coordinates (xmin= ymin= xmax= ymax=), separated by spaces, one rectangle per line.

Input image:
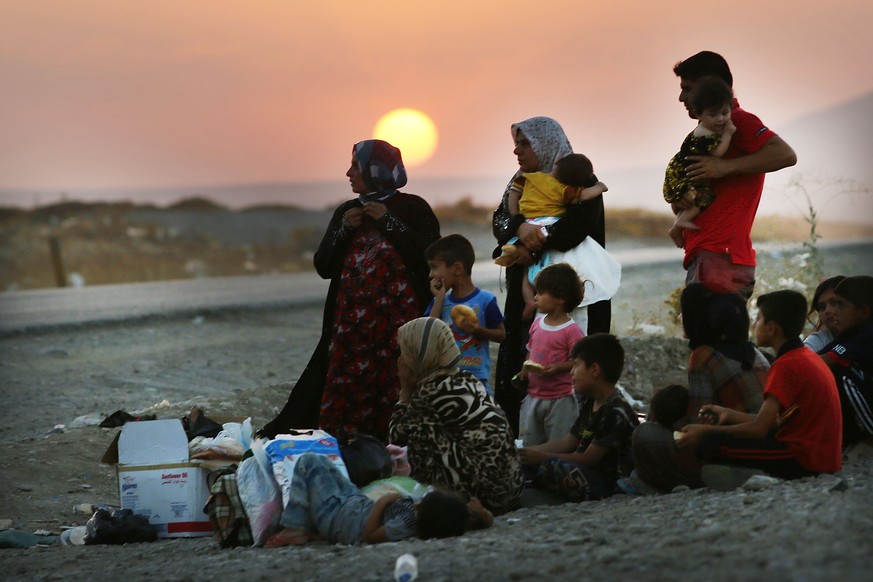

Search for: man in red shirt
xmin=672 ymin=51 xmax=797 ymax=298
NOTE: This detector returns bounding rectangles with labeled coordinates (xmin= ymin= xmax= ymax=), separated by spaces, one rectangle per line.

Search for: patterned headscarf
xmin=397 ymin=317 xmax=461 ymax=384
xmin=352 ymin=139 xmax=408 ymax=203
xmin=510 ymin=116 xmax=573 ymax=174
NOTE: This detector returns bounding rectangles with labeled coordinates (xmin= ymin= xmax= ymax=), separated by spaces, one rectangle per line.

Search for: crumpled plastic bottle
xmin=394 ymin=553 xmax=418 ymax=582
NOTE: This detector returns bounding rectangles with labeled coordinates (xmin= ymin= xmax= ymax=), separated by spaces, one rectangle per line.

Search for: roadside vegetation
xmin=1 ymin=195 xmax=870 ymax=292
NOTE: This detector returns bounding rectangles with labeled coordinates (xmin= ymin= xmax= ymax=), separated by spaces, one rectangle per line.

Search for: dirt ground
xmin=1 ymin=244 xmax=872 ymax=581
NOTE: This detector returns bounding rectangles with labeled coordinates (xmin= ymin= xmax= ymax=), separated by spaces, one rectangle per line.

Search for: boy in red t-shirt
xmin=678 ymin=290 xmax=842 ymax=488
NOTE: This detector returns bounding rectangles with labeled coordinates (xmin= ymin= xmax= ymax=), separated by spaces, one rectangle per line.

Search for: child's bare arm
xmin=361 ymin=493 xmax=402 ymax=544
xmin=520 ymin=438 xmax=606 ymax=468
xmin=678 ymin=397 xmax=779 ymax=449
xmin=541 ymin=359 xmax=574 ymax=376
xmin=576 ymin=181 xmax=608 ymax=202
xmin=429 ymin=279 xmax=447 ymax=318
xmin=710 ymin=120 xmax=736 ymax=158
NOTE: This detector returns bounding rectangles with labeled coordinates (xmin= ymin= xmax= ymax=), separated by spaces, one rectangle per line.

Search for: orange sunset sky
xmin=2 ymin=0 xmax=872 ymax=221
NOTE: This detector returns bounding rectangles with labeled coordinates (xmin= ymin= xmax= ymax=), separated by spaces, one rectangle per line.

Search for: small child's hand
xmin=540 ymin=364 xmax=560 ymax=377
xmin=430 ymin=277 xmax=447 ymax=298
xmin=456 ymin=319 xmax=478 ymax=335
xmin=682 ymin=187 xmax=698 ymax=203
xmin=723 ymin=120 xmax=737 ymax=136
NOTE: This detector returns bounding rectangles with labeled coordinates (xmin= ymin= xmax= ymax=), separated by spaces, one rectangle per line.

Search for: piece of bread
xmin=450 ymin=304 xmax=478 ymax=327
xmin=522 ymin=360 xmax=544 ymax=372
xmin=494 ymin=244 xmax=518 ymax=267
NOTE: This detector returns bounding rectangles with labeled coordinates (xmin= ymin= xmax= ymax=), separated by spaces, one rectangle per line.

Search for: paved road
xmin=0 ymin=246 xmax=687 ymax=334
xmin=10 ymin=240 xmax=867 ymax=335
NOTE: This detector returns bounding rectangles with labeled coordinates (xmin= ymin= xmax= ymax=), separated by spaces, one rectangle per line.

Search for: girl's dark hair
xmin=689 ymin=76 xmax=733 ymax=118
xmin=808 ymin=275 xmax=846 ymax=328
xmin=534 ymin=263 xmax=584 ymax=311
xmin=416 ymin=490 xmax=469 ymax=539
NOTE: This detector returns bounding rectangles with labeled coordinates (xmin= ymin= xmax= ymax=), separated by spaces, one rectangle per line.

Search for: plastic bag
xmin=338 ymin=432 xmax=393 ymax=488
xmin=190 ymin=417 xmax=254 ymax=460
xmin=361 ymin=476 xmax=430 ymax=502
xmin=266 ymin=430 xmax=348 ymax=508
xmin=218 ymin=418 xmax=253 ymax=451
xmin=84 ymin=508 xmax=158 ymax=545
xmin=236 ymin=438 xmax=283 ymax=546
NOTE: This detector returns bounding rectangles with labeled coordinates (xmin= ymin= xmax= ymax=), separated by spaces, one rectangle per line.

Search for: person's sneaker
xmin=616 ymin=477 xmax=640 ymax=495
xmin=701 ymin=464 xmax=765 ymax=491
xmin=615 ymin=470 xmax=659 ymax=496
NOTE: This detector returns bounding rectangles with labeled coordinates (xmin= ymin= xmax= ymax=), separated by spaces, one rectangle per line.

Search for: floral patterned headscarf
xmin=352 ymin=139 xmax=408 ymax=203
xmin=510 ymin=116 xmax=573 ymax=174
xmin=397 ymin=317 xmax=461 ymax=384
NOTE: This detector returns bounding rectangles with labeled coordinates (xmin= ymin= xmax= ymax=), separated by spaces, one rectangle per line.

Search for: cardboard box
xmin=117 ymin=419 xmax=214 ymax=538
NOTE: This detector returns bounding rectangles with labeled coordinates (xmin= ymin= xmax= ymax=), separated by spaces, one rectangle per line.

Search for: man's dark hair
xmin=570 ymin=333 xmax=624 ymax=383
xmin=673 ymin=50 xmax=733 ymax=87
xmin=416 ymin=489 xmax=469 ymax=539
xmin=834 ymin=275 xmax=873 ymax=311
xmin=689 ymin=76 xmax=734 ymax=117
xmin=554 ymin=153 xmax=596 ymax=188
xmin=425 ymin=234 xmax=475 ymax=274
xmin=534 ymin=263 xmax=584 ymax=311
xmin=756 ymin=290 xmax=808 ymax=339
xmin=649 ymin=384 xmax=690 ymax=429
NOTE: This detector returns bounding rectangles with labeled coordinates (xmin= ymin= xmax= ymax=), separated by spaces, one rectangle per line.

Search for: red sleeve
xmin=728 ymin=106 xmax=776 ymax=156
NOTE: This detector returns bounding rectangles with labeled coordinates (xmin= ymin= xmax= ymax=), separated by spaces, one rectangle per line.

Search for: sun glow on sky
xmin=373 ymin=109 xmax=438 ymax=168
xmin=1 ymin=1 xmax=872 ymax=221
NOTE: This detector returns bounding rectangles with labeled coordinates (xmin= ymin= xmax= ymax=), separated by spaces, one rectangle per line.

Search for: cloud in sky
xmin=1 ymin=0 xmax=872 ymax=221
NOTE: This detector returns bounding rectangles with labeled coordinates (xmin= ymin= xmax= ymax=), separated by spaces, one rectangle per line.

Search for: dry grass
xmin=2 ymin=198 xmax=870 ymax=291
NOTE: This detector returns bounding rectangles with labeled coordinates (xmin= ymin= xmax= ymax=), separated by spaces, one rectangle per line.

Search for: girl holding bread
xmin=517 ymin=263 xmax=586 ymax=446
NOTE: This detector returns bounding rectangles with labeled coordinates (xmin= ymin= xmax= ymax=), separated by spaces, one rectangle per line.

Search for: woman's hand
xmin=362 ymin=201 xmax=387 ymax=221
xmin=512 ymin=245 xmax=535 ymax=267
xmin=343 ymin=207 xmax=364 ymax=229
xmin=516 ymin=222 xmax=547 ymax=252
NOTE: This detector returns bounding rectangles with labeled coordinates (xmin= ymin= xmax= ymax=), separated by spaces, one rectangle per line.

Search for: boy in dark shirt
xmin=519 ymin=334 xmax=639 ymax=501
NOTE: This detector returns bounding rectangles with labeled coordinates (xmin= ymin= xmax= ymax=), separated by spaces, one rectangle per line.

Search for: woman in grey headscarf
xmin=492 ymin=117 xmax=609 ymax=434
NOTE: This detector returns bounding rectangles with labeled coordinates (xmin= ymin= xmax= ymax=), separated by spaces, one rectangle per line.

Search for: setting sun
xmin=373 ymin=108 xmax=438 ymax=168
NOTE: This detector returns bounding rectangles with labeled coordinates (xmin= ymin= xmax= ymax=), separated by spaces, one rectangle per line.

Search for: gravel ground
xmin=1 ymin=243 xmax=872 ymax=581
